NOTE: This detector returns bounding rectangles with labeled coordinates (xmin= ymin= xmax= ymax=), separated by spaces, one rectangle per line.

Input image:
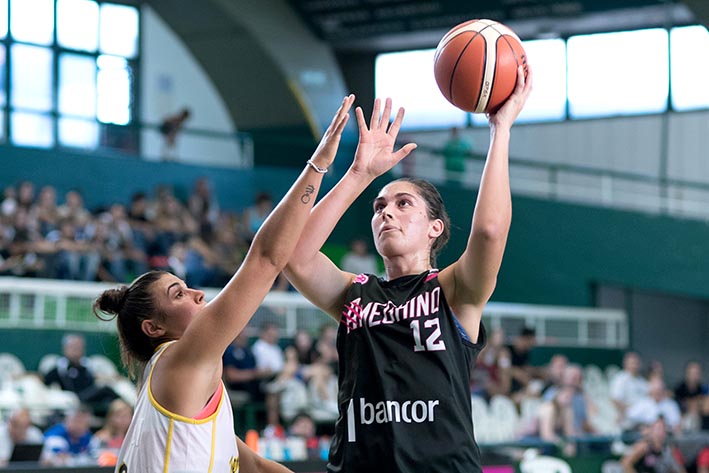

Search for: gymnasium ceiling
xmin=287 ymin=0 xmax=700 ymax=51
xmin=143 ymin=0 xmax=708 ymax=134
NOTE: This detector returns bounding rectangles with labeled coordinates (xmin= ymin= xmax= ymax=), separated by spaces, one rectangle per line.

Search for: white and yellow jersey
xmin=115 ymin=342 xmax=240 ymax=473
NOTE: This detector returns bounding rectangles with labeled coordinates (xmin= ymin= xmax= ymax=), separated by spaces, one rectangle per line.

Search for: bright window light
xmin=10 ymin=0 xmax=53 ymax=45
xmin=97 ymin=55 xmax=131 ymax=125
xmin=57 ymin=0 xmax=99 ymax=52
xmin=11 ymin=44 xmax=53 ymax=111
xmin=99 ymin=3 xmax=138 ymax=58
xmin=59 ymin=54 xmax=97 ymax=118
xmin=375 ymin=49 xmax=467 ymax=130
xmin=59 ymin=117 xmax=98 ymax=148
xmin=567 ymin=28 xmax=669 ymax=118
xmin=11 ymin=112 xmax=53 ymax=147
xmin=670 ymin=25 xmax=709 ymax=111
xmin=473 ymin=38 xmax=567 ymax=126
xmin=0 ymin=0 xmax=7 ymax=39
xmin=0 ymin=46 xmax=5 ymax=106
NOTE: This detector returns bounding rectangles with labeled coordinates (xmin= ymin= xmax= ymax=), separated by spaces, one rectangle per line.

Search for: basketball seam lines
xmin=449 ymin=25 xmax=489 ymax=111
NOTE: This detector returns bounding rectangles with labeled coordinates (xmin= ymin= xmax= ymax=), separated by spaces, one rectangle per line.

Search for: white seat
xmin=605 ymin=365 xmax=621 ymax=384
xmin=584 ymin=364 xmax=608 ymax=397
xmin=489 ymin=395 xmax=520 ymax=442
xmin=87 ymin=354 xmax=119 ymax=383
xmin=0 ymin=353 xmax=26 ymax=382
xmin=38 ymin=353 xmax=60 ymax=377
xmin=471 ymin=395 xmax=494 ymax=444
xmin=112 ymin=377 xmax=138 ymax=407
xmin=520 ymin=449 xmax=572 ymax=473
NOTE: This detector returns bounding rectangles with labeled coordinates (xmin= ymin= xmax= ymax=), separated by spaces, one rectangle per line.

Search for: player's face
xmin=371 ymin=181 xmax=441 ymax=260
xmin=154 ymin=273 xmax=206 ymax=337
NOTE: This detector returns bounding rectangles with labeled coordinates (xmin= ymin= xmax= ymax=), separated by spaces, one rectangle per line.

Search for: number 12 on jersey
xmin=410 ymin=318 xmax=446 ymax=352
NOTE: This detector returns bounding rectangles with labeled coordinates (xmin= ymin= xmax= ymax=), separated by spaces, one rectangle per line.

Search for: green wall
xmin=334 ymin=181 xmax=709 ymax=307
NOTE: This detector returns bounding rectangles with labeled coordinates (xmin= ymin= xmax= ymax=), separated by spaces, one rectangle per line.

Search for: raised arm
xmin=153 ymin=96 xmax=354 ymax=414
xmin=285 ymin=97 xmax=416 ymax=318
xmin=440 ymin=66 xmax=533 ymax=339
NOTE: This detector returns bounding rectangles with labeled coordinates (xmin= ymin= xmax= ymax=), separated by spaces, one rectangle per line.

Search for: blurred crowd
xmin=0 ymin=179 xmax=271 ymax=288
xmin=471 ymin=325 xmax=709 ymax=471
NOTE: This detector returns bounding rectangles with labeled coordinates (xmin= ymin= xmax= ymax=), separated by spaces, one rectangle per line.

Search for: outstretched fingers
xmin=386 ymin=107 xmax=406 ymax=139
xmin=379 ymin=98 xmax=393 ymax=131
xmin=369 ymin=98 xmax=381 ymax=131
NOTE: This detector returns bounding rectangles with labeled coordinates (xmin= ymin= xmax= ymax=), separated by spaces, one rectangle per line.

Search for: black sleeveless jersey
xmin=327 ymin=270 xmax=487 ymax=473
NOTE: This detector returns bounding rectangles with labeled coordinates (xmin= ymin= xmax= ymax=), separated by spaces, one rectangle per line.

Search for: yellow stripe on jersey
xmin=146 ymin=341 xmax=224 ymax=424
xmin=163 ymin=418 xmax=174 ymax=473
xmin=208 ymin=417 xmax=217 ymax=473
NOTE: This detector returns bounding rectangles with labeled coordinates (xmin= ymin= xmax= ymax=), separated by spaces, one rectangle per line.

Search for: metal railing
xmin=0 ymin=277 xmax=627 ymax=348
xmin=402 ymin=145 xmax=709 ymax=221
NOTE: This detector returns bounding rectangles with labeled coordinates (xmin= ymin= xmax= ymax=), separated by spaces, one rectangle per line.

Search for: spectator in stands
xmin=152 ymin=188 xmax=198 ymax=264
xmin=57 ymin=189 xmax=90 ymax=224
xmin=223 ymin=331 xmax=271 ymax=403
xmin=252 ymin=322 xmax=286 ymax=427
xmin=518 ymin=384 xmax=577 ymax=457
xmin=16 ymin=181 xmax=35 ymax=213
xmin=541 ymin=353 xmax=569 ymax=396
xmin=159 ymin=107 xmax=191 ymax=160
xmin=442 ymin=126 xmax=473 ymax=184
xmin=626 ymin=376 xmax=682 ymax=435
xmin=698 ymin=447 xmax=709 ymax=473
xmin=8 ymin=207 xmax=49 ymax=277
xmin=126 ymin=191 xmax=156 ymax=256
xmin=1 ymin=184 xmax=17 ymax=217
xmin=287 ymin=412 xmax=321 ymax=460
xmin=0 ymin=407 xmax=44 ymax=466
xmin=543 ymin=363 xmax=597 ymax=438
xmin=184 ymin=222 xmax=221 ymax=288
xmin=306 ymin=360 xmax=339 ymax=423
xmin=103 ymin=203 xmax=148 ymax=282
xmin=673 ymin=360 xmax=708 ymax=431
xmin=620 ymin=416 xmax=686 ymax=473
xmin=42 ymin=405 xmax=94 ymax=466
xmin=90 ymin=399 xmax=133 ymax=466
xmin=508 ymin=326 xmax=541 ymax=399
xmin=340 ymin=237 xmax=379 ymax=276
xmin=43 ymin=333 xmax=119 ymax=415
xmin=188 ymin=177 xmax=219 ymax=226
xmin=313 ymin=323 xmax=338 ymax=372
xmin=291 ymin=329 xmax=318 ymax=366
xmin=33 ymin=185 xmax=59 ymax=235
xmin=242 ymin=191 xmax=274 ymax=244
xmin=611 ymin=351 xmax=650 ymax=422
xmin=471 ymin=327 xmax=512 ymax=399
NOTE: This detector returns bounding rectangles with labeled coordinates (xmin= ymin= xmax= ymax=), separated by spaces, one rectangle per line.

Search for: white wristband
xmin=307 ymin=159 xmax=328 ymax=174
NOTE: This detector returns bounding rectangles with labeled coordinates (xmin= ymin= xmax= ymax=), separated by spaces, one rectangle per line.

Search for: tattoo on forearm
xmin=301 ymin=184 xmax=315 ymax=204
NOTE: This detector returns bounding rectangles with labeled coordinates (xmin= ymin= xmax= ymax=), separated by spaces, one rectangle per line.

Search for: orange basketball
xmin=434 ymin=19 xmax=527 ymax=114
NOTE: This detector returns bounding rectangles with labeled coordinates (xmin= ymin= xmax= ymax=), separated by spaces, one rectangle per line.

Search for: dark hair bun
xmin=93 ymin=286 xmax=129 ymax=320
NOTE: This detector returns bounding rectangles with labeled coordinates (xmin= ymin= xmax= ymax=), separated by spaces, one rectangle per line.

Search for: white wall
xmin=406 ymin=110 xmax=709 ymax=220
xmin=140 ymin=5 xmax=244 ymax=167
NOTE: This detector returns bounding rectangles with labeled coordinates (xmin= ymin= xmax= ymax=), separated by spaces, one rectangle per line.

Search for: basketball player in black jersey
xmin=285 ymin=66 xmax=532 ymax=473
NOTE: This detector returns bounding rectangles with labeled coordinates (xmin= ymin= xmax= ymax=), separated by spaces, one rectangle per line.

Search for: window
xmin=670 ymin=25 xmax=709 ymax=111
xmin=99 ymin=3 xmax=139 ymax=58
xmin=2 ymin=0 xmax=139 ymax=150
xmin=97 ymin=55 xmax=132 ymax=125
xmin=11 ymin=44 xmax=53 ymax=111
xmin=57 ymin=0 xmax=99 ymax=52
xmin=10 ymin=0 xmax=54 ymax=45
xmin=375 ymin=49 xmax=467 ymax=129
xmin=472 ymin=38 xmax=567 ymax=126
xmin=12 ymin=111 xmax=53 ymax=147
xmin=567 ymin=29 xmax=669 ymax=118
xmin=0 ymin=0 xmax=7 ymax=39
